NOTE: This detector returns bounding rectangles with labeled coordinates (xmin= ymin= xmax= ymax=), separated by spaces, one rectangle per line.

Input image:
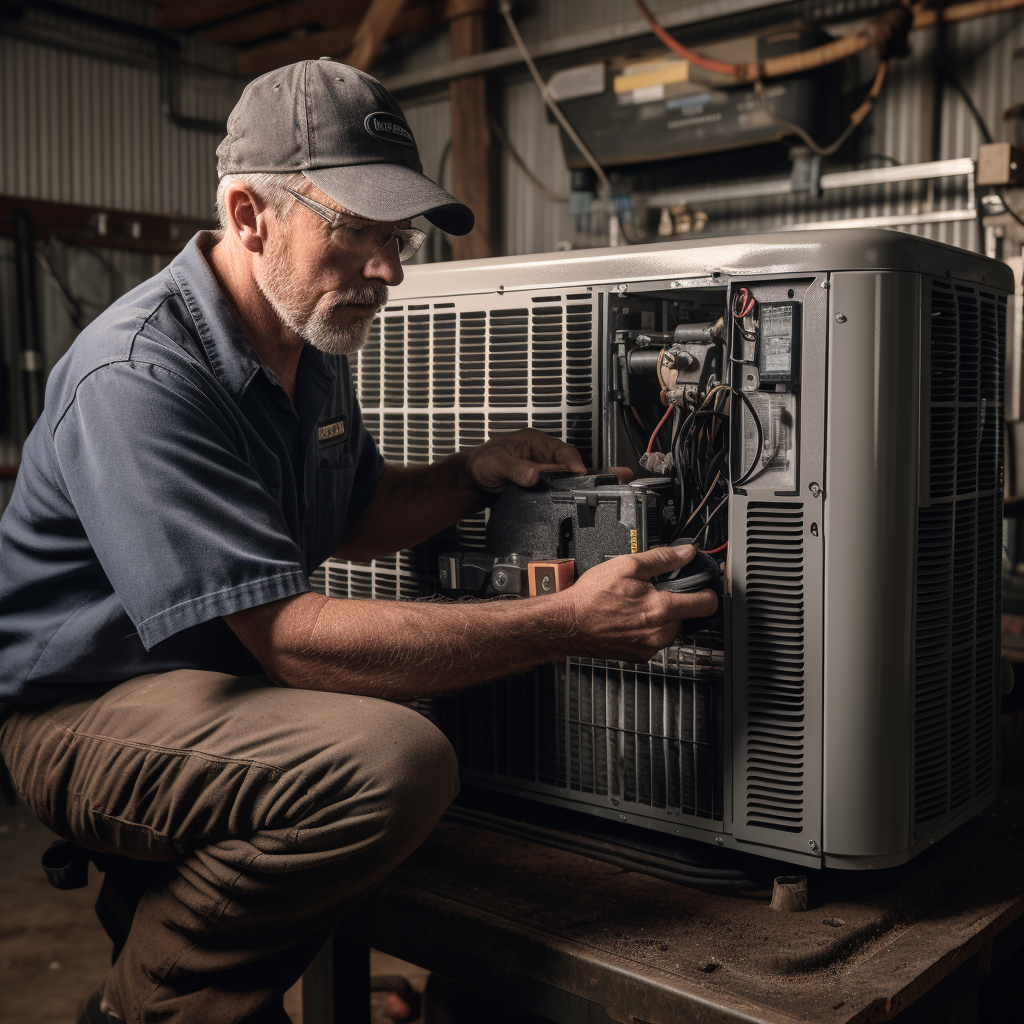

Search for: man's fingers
xmin=524 ymin=433 xmax=586 ymax=474
xmin=657 ymin=587 xmax=719 ymax=621
xmin=600 ymin=466 xmax=634 ymax=483
xmin=512 ymin=460 xmax=582 ymax=487
xmin=623 ymin=544 xmax=698 ymax=576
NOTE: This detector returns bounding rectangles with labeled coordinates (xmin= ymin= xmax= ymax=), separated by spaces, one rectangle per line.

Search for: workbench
xmin=303 ymin=791 xmax=1024 ymax=1024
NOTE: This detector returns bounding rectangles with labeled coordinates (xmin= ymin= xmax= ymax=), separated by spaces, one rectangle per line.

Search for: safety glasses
xmin=283 ymin=187 xmax=426 ymax=263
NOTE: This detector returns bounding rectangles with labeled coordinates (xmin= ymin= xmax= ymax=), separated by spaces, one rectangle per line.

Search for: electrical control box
xmin=550 ymin=30 xmax=841 ymax=168
xmin=321 ymin=230 xmax=1011 ymax=871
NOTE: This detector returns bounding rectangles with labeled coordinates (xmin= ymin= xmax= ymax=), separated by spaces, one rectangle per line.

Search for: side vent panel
xmin=743 ymin=503 xmax=806 ymax=834
xmin=913 ymin=281 xmax=1003 ymax=828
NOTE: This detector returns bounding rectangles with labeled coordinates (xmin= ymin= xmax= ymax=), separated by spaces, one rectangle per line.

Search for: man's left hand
xmin=463 ymin=429 xmax=587 ymax=493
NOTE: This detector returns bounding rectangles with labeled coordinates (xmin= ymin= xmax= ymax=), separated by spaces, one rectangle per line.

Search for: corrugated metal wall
xmin=0 ymin=0 xmax=239 ymax=218
xmin=0 ymin=0 xmax=239 ymax=508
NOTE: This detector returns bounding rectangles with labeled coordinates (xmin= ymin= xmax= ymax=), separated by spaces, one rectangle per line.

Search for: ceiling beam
xmin=205 ymin=0 xmax=372 ymax=45
xmin=378 ymin=0 xmax=797 ymax=94
xmin=236 ymin=0 xmax=450 ymax=76
xmin=345 ymin=0 xmax=410 ymax=71
xmin=156 ymin=0 xmax=273 ymax=32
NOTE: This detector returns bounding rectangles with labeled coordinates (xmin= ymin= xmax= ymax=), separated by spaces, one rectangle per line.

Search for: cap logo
xmin=364 ymin=112 xmax=415 ymax=148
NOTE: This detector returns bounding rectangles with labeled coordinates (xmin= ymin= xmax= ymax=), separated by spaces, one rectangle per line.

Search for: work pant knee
xmin=360 ymin=702 xmax=460 ymax=857
xmin=282 ymin=697 xmax=459 ymax=876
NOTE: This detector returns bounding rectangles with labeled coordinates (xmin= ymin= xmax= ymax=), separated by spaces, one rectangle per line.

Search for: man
xmin=0 ymin=61 xmax=715 ymax=1023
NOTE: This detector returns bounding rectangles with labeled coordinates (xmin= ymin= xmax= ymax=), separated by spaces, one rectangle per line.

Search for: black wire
xmin=619 ymin=404 xmax=645 ymax=460
xmin=733 ymin=389 xmax=766 ymax=487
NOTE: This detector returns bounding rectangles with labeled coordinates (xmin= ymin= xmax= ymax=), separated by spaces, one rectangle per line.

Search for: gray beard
xmin=254 ymin=246 xmax=388 ymax=356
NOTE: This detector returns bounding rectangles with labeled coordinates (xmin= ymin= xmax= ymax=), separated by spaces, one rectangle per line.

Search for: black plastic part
xmin=625 ymin=346 xmax=663 ymax=376
xmin=653 ymin=544 xmax=724 ymax=600
xmin=41 ymin=840 xmax=91 ymax=890
xmin=486 ymin=473 xmax=672 ymax=575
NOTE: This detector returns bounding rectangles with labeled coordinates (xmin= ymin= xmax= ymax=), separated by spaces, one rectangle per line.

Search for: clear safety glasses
xmin=283 ymin=187 xmax=426 ymax=263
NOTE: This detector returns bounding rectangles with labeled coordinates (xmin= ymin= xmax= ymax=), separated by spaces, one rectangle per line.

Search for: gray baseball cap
xmin=217 ymin=59 xmax=473 ymax=235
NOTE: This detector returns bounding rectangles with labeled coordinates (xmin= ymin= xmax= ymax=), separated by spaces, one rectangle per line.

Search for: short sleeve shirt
xmin=0 ymin=232 xmax=384 ymax=705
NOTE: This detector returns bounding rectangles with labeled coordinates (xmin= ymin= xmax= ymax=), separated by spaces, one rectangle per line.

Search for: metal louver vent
xmin=430 ymin=637 xmax=725 ymax=821
xmin=743 ymin=503 xmax=805 ymax=833
xmin=914 ymin=281 xmax=1003 ymax=826
xmin=325 ymin=294 xmax=596 ymax=598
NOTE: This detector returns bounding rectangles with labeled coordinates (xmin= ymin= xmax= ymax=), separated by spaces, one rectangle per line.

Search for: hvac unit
xmin=317 ymin=229 xmax=1011 ymax=871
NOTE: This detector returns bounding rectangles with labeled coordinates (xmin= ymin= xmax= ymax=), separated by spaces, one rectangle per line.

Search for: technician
xmin=0 ymin=61 xmax=716 ymax=1024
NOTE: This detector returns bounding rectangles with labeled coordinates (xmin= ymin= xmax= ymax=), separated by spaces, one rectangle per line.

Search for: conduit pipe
xmin=634 ymin=0 xmax=1024 ymax=82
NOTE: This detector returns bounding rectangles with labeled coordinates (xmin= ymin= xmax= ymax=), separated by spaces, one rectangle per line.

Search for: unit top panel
xmin=389 ymin=229 xmax=1013 ymax=300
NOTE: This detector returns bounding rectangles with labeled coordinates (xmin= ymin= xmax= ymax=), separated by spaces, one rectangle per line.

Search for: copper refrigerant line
xmin=634 ymin=0 xmax=1024 ymax=82
xmin=633 ymin=0 xmax=1024 ymax=156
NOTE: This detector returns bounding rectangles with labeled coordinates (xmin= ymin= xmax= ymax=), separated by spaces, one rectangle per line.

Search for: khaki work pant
xmin=0 ymin=670 xmax=459 ymax=1023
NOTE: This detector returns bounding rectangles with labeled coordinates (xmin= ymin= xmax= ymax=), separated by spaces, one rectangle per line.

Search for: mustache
xmin=336 ymin=283 xmax=389 ymax=309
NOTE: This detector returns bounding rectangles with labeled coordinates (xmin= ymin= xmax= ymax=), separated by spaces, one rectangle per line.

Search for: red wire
xmin=647 ymin=405 xmax=674 ymax=455
xmin=633 ymin=0 xmax=740 ymax=77
xmin=733 ymin=288 xmax=755 ymax=318
xmin=704 ymin=541 xmax=728 ymax=555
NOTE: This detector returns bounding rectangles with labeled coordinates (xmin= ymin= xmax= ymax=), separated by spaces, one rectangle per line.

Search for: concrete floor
xmin=0 ymin=797 xmax=428 ymax=1024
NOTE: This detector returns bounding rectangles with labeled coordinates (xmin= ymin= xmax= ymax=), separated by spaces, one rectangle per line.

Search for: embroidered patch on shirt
xmin=317 ymin=415 xmax=349 ymax=449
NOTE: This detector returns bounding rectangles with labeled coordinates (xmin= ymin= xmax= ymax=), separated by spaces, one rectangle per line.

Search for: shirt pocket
xmin=317 ymin=443 xmax=356 ymax=520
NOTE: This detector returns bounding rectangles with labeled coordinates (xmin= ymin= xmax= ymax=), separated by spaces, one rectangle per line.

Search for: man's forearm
xmin=231 ymin=591 xmax=575 ymax=699
xmin=336 ymin=454 xmax=485 ymax=561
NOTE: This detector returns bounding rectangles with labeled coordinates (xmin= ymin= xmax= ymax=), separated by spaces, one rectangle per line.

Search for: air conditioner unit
xmin=318 ymin=229 xmax=1011 ymax=871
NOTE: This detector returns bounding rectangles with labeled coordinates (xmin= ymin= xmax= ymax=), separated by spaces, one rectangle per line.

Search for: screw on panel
xmin=820 ymin=279 xmax=829 ymax=289
xmin=493 ymin=572 xmax=508 ymax=589
xmin=809 ymin=482 xmax=821 ymax=497
xmin=835 ymin=313 xmax=847 ymax=323
xmin=617 ymin=283 xmax=628 ymax=295
xmin=715 ymin=837 xmax=724 ymax=846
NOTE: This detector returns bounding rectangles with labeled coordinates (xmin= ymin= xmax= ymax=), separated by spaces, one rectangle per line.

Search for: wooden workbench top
xmin=340 ymin=792 xmax=1024 ymax=1024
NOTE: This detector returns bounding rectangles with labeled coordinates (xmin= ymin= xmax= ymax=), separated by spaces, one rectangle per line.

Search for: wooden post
xmin=448 ymin=0 xmax=492 ymax=260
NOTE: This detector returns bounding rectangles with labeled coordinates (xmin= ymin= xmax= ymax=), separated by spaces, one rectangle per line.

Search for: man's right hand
xmin=561 ymin=545 xmax=720 ymax=662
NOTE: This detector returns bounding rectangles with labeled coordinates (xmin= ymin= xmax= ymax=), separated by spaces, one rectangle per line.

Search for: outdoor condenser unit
xmin=317 ymin=230 xmax=1012 ymax=870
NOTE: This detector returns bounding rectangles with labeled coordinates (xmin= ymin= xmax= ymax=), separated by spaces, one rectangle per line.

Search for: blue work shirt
xmin=0 ymin=232 xmax=384 ymax=705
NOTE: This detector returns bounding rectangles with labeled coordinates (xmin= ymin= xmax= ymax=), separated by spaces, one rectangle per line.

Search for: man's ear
xmin=224 ymin=185 xmax=265 ymax=255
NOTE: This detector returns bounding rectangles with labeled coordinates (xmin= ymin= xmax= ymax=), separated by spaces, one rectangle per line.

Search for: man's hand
xmin=463 ymin=429 xmax=587 ymax=492
xmin=561 ymin=545 xmax=719 ymax=662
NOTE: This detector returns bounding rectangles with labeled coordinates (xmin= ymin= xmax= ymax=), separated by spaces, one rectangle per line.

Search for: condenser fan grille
xmin=429 ymin=638 xmax=725 ymax=822
xmin=913 ymin=280 xmax=1004 ymax=827
xmin=321 ymin=293 xmax=596 ymax=597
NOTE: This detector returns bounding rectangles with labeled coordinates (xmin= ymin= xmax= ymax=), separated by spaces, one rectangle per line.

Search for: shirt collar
xmin=168 ymin=232 xmax=264 ymax=402
xmin=168 ymin=231 xmax=339 ymax=407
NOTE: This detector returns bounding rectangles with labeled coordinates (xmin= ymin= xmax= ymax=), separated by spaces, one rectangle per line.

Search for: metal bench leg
xmin=302 ymin=934 xmax=370 ymax=1024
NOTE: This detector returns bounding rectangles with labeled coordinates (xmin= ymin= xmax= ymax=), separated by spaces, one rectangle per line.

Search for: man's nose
xmin=362 ymin=242 xmax=404 ymax=287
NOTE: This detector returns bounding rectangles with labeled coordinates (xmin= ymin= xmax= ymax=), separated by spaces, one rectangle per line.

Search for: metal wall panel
xmin=501 ymin=79 xmax=574 ymax=256
xmin=1 ymin=0 xmax=238 ymax=219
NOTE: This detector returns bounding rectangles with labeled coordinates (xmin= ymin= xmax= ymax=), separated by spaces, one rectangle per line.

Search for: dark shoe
xmin=76 ymin=991 xmax=120 ymax=1023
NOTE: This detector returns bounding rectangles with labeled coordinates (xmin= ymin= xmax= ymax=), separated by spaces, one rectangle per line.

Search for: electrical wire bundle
xmin=668 ymin=385 xmax=731 ymax=552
